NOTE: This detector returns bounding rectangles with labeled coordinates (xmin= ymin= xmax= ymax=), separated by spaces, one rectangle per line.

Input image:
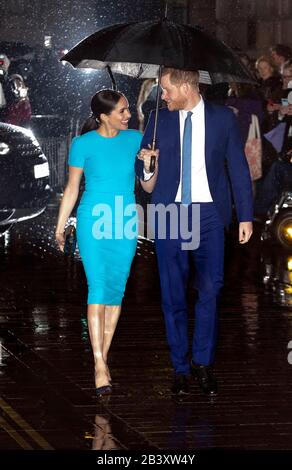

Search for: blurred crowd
xmin=233 ymin=45 xmax=292 ymax=218
xmin=223 ymin=45 xmax=292 ymax=218
xmin=0 ymin=52 xmax=31 ymax=127
xmin=137 ymin=44 xmax=292 ymax=218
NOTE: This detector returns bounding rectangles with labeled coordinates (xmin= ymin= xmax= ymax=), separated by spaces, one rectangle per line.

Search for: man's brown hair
xmin=162 ymin=67 xmax=199 ymax=88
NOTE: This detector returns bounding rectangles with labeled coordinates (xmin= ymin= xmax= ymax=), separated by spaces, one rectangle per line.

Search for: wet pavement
xmin=0 ymin=196 xmax=292 ymax=451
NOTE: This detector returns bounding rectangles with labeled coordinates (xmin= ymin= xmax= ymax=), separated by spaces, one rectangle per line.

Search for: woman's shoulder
xmin=71 ymin=131 xmax=96 ymax=145
xmin=78 ymin=130 xmax=97 ymax=140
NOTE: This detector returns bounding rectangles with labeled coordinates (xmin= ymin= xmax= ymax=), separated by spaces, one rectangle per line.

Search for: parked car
xmin=0 ymin=122 xmax=50 ymax=234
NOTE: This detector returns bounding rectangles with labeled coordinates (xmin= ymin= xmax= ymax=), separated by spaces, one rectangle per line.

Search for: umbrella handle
xmin=149 ymin=140 xmax=156 ymax=172
xmin=149 ymin=155 xmax=156 ymax=172
xmin=149 ymin=65 xmax=162 ymax=173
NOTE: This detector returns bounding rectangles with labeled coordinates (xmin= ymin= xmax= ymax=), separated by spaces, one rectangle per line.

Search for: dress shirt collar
xmin=180 ymin=95 xmax=204 ymax=119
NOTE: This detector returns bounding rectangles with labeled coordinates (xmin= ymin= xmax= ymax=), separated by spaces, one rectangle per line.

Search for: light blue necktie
xmin=181 ymin=111 xmax=193 ymax=205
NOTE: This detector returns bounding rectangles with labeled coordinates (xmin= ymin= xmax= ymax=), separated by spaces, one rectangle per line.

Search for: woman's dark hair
xmin=80 ymin=89 xmax=125 ymax=135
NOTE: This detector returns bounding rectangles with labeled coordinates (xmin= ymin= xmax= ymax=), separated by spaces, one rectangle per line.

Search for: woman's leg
xmin=87 ymin=304 xmax=110 ymax=388
xmin=103 ymin=305 xmax=122 ymax=380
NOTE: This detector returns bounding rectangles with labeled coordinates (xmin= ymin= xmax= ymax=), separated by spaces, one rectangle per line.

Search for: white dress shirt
xmin=144 ymin=97 xmax=213 ymax=202
xmin=176 ymin=97 xmax=212 ymax=202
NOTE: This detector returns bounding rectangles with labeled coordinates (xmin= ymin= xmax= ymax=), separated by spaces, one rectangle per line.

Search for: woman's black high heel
xmin=95 ymin=384 xmax=112 ymax=396
xmin=94 ymin=370 xmax=112 ymax=396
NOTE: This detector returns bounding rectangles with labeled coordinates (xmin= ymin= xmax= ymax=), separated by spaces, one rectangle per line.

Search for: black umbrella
xmin=61 ymin=18 xmax=254 ymax=169
xmin=61 ymin=18 xmax=253 ymax=84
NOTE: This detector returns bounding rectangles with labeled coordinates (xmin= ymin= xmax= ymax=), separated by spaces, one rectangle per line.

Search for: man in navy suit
xmin=135 ymin=68 xmax=253 ymax=396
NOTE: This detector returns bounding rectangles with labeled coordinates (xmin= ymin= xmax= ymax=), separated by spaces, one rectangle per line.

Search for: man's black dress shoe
xmin=190 ymin=362 xmax=218 ymax=397
xmin=171 ymin=374 xmax=190 ymax=395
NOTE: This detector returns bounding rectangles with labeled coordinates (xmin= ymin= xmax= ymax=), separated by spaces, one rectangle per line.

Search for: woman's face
xmin=257 ymin=61 xmax=274 ymax=80
xmin=103 ymin=96 xmax=131 ymax=131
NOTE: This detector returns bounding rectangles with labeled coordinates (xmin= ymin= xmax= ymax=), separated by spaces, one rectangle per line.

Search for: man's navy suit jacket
xmin=135 ymin=102 xmax=253 ymax=227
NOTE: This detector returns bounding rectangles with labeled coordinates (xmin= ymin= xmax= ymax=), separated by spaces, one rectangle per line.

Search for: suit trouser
xmin=154 ymin=203 xmax=225 ymax=375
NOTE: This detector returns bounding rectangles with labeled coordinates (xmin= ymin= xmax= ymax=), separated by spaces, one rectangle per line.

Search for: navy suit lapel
xmin=172 ymin=111 xmax=180 ymax=178
xmin=162 ymin=109 xmax=180 ymax=178
xmin=204 ymin=101 xmax=214 ymax=173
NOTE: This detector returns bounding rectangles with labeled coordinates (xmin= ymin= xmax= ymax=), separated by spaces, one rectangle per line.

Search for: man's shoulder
xmin=205 ymin=100 xmax=233 ymax=116
xmin=204 ymin=100 xmax=235 ymax=124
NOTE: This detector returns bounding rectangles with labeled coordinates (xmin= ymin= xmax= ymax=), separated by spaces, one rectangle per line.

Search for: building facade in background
xmin=0 ymin=0 xmax=291 ymax=58
xmin=0 ymin=0 xmax=180 ymax=50
xmin=216 ymin=0 xmax=292 ymax=56
xmin=187 ymin=0 xmax=292 ymax=57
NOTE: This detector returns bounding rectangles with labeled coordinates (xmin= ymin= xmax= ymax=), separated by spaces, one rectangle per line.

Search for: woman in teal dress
xmin=55 ymin=90 xmax=143 ymax=396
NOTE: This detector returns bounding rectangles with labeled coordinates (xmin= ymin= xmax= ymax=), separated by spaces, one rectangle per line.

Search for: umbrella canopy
xmin=61 ymin=18 xmax=254 ymax=84
xmin=61 ymin=17 xmax=255 ymax=170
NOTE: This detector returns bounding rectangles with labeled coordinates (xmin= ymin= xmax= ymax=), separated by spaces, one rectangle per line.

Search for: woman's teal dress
xmin=68 ymin=129 xmax=142 ymax=305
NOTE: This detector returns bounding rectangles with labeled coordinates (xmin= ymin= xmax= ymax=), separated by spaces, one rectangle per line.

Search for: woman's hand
xmin=55 ymin=231 xmax=65 ymax=252
xmin=138 ymin=146 xmax=159 ymax=173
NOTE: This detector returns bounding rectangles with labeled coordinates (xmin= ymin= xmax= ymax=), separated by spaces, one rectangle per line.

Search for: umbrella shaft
xmin=152 ymin=65 xmax=162 ymax=151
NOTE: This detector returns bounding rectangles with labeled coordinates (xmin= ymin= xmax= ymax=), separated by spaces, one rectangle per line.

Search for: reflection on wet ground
xmin=261 ymin=248 xmax=292 ymax=307
xmin=91 ymin=412 xmax=121 ymax=450
xmin=0 ymin=200 xmax=292 ymax=450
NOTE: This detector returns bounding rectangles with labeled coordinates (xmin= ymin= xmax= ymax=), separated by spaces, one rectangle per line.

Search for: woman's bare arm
xmin=55 ymin=166 xmax=83 ymax=251
xmin=137 ymin=148 xmax=159 ymax=193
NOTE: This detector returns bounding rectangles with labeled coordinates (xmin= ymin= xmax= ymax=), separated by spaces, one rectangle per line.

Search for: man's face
xmin=271 ymin=50 xmax=284 ymax=66
xmin=257 ymin=61 xmax=274 ymax=80
xmin=160 ymin=74 xmax=188 ymax=111
xmin=283 ymin=66 xmax=292 ymax=89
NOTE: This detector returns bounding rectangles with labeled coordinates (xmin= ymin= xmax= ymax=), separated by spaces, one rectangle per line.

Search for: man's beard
xmin=167 ymin=98 xmax=187 ymax=111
